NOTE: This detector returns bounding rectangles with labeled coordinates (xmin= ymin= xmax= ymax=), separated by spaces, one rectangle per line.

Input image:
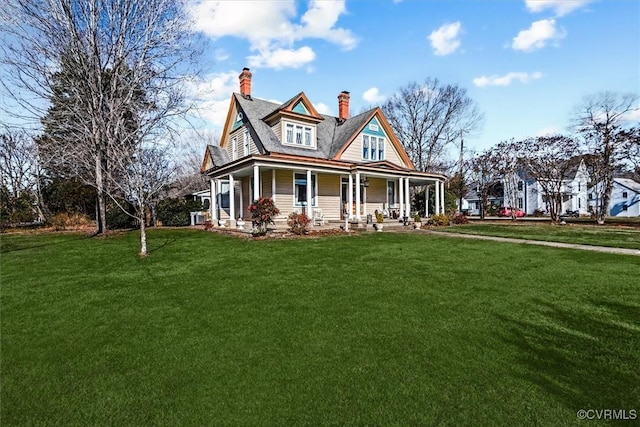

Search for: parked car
xmin=497 ymin=206 xmax=526 ymax=217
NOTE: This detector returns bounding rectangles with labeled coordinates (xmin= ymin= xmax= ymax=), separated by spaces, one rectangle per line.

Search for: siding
xmin=363 ymin=177 xmax=387 ymax=217
xmin=274 ymin=169 xmax=294 ymax=218
xmin=317 ymin=174 xmax=341 ymax=220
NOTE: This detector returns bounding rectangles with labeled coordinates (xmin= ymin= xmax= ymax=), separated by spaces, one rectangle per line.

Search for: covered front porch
xmin=205 ymin=156 xmax=446 ymax=228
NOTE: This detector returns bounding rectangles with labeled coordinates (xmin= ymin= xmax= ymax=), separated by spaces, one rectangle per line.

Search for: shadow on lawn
xmin=497 ymin=298 xmax=640 ymax=411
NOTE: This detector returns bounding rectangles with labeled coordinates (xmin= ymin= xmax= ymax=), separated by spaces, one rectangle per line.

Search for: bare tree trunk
xmin=139 ymin=212 xmax=148 ymax=257
xmin=95 ymin=151 xmax=107 ymax=234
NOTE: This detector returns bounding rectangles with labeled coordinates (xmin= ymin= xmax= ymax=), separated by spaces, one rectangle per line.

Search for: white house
xmin=588 ymin=178 xmax=640 ymax=217
xmin=502 ymin=160 xmax=590 ymax=215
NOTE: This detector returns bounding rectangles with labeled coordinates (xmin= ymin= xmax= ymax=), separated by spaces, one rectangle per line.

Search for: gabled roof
xmin=201 ymin=144 xmax=230 ymax=173
xmin=263 ymin=92 xmax=324 ymax=122
xmin=615 ymin=178 xmax=640 ymax=193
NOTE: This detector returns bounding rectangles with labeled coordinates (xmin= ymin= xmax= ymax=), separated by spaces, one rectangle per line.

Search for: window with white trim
xmin=243 ymin=129 xmax=250 ymax=156
xmin=283 ymin=121 xmax=315 ymax=149
xmin=362 ymin=135 xmax=385 ymax=161
xmin=387 ymin=181 xmax=396 ymax=207
xmin=294 ymin=173 xmax=317 ymax=207
xmin=232 ymin=137 xmax=238 ymax=160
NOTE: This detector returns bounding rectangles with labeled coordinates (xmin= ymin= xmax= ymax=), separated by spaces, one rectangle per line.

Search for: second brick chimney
xmin=239 ymin=67 xmax=252 ymax=98
xmin=338 ymin=91 xmax=350 ymax=120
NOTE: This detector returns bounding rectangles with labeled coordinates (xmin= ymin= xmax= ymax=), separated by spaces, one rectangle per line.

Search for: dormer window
xmin=282 ymin=120 xmax=315 ymax=149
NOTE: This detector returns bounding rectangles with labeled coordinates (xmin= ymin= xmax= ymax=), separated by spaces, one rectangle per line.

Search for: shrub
xmin=156 ymin=198 xmax=203 ymax=227
xmin=414 ymin=213 xmax=421 ymax=222
xmin=248 ymin=197 xmax=280 ymax=234
xmin=449 ymin=212 xmax=469 ymax=224
xmin=50 ymin=212 xmax=93 ymax=231
xmin=287 ymin=212 xmax=310 ymax=235
xmin=430 ymin=213 xmax=449 ymax=226
xmin=532 ymin=208 xmax=546 ymax=217
xmin=106 ymin=204 xmax=136 ymax=229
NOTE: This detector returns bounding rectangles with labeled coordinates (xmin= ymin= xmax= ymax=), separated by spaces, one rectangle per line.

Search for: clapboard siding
xmin=317 ymin=174 xmax=341 ymax=220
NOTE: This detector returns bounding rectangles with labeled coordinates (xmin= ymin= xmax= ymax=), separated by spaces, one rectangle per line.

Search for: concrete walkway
xmin=416 ymin=229 xmax=640 ymax=257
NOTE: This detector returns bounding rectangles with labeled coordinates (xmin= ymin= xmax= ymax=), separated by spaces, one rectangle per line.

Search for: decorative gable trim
xmin=332 ymin=108 xmax=415 ymax=169
xmin=219 ymin=94 xmax=241 ymax=149
xmin=262 ymin=91 xmax=324 ymax=123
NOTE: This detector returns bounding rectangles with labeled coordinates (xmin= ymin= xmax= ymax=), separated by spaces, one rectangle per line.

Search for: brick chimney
xmin=239 ymin=67 xmax=252 ymax=98
xmin=338 ymin=91 xmax=350 ymax=120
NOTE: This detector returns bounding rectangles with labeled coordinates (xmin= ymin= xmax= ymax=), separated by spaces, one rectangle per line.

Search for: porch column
xmin=440 ymin=181 xmax=445 ymax=215
xmin=399 ymin=177 xmax=404 ymax=219
xmin=229 ymin=174 xmax=235 ymax=221
xmin=404 ymin=177 xmax=411 ymax=218
xmin=435 ymin=180 xmax=440 ymax=214
xmin=210 ymin=179 xmax=217 ymax=221
xmin=253 ymin=165 xmax=260 ymax=201
xmin=425 ymin=185 xmax=430 ymax=217
xmin=348 ymin=174 xmax=353 ymax=220
xmin=272 ymin=169 xmax=276 ymax=204
xmin=306 ymin=169 xmax=313 ymax=222
xmin=239 ymin=180 xmax=243 ymax=219
xmin=355 ymin=172 xmax=361 ymax=221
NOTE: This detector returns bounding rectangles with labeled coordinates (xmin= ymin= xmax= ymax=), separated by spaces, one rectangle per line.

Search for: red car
xmin=497 ymin=206 xmax=526 ymax=217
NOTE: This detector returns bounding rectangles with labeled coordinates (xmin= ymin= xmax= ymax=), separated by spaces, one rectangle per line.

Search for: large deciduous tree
xmin=382 ymin=79 xmax=483 ymax=173
xmin=572 ymin=92 xmax=639 ymax=224
xmin=517 ymin=135 xmax=581 ymax=223
xmin=469 ymin=149 xmax=502 ymax=220
xmin=1 ymin=0 xmax=200 ymax=240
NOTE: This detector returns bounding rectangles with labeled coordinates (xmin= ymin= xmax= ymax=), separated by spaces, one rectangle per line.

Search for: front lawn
xmin=441 ymin=223 xmax=640 ymax=250
xmin=2 ymin=229 xmax=639 ymax=425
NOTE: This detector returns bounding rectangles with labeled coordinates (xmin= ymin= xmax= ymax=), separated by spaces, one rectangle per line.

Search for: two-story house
xmin=201 ymin=68 xmax=446 ymax=227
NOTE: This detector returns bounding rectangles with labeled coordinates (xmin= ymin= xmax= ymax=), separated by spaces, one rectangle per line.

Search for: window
xmin=295 ymin=125 xmax=303 ymax=144
xmin=578 ymin=198 xmax=581 ymax=209
xmin=623 ymin=204 xmax=628 ymax=211
xmin=243 ymin=129 xmax=250 ymax=156
xmin=286 ymin=123 xmax=294 ymax=144
xmin=294 ymin=173 xmax=317 ymax=207
xmin=283 ymin=122 xmax=314 ymax=148
xmin=363 ymin=135 xmax=370 ymax=160
xmin=517 ymin=181 xmax=523 ymax=191
xmin=387 ymin=181 xmax=396 ymax=206
xmin=220 ymin=182 xmax=230 ymax=208
xmin=589 ymin=193 xmax=593 ymax=200
xmin=578 ymin=182 xmax=581 ymax=191
xmin=622 ymin=191 xmax=628 ymax=198
xmin=517 ymin=197 xmax=523 ymax=209
xmin=232 ymin=137 xmax=238 ymax=160
xmin=363 ymin=135 xmax=385 ymax=161
xmin=304 ymin=127 xmax=311 ymax=146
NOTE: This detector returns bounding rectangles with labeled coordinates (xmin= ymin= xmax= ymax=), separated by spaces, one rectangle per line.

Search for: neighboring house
xmin=502 ymin=160 xmax=590 ymax=215
xmin=459 ymin=186 xmax=503 ymax=216
xmin=187 ymin=190 xmax=211 ymax=225
xmin=588 ymin=178 xmax=640 ymax=217
xmin=200 ymin=68 xmax=446 ymax=226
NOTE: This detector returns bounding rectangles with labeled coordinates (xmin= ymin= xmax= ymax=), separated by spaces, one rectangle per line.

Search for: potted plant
xmin=413 ymin=213 xmax=422 ymax=229
xmin=374 ymin=209 xmax=384 ymax=232
xmin=218 ymin=219 xmax=227 ymax=227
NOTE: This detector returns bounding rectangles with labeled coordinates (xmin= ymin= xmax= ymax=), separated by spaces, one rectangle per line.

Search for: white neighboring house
xmin=187 ymin=189 xmax=211 ymax=225
xmin=588 ymin=178 xmax=640 ymax=217
xmin=499 ymin=160 xmax=590 ymax=215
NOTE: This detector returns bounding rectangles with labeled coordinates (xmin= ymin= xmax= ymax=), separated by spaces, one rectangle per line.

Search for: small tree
xmin=287 ymin=212 xmax=310 ymax=235
xmin=492 ymin=140 xmax=522 ymax=220
xmin=248 ymin=198 xmax=279 ymax=235
xmin=469 ymin=149 xmax=502 ymax=220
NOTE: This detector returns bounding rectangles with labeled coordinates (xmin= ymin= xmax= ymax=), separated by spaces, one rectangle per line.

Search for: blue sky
xmin=185 ymin=0 xmax=640 ymax=153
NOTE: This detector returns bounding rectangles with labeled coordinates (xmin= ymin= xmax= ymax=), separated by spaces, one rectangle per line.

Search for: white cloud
xmin=621 ymin=108 xmax=640 ymax=125
xmin=525 ymin=0 xmax=592 ymax=17
xmin=187 ymin=0 xmax=356 ymax=69
xmin=185 ymin=71 xmax=238 ymax=130
xmin=362 ymin=87 xmax=386 ymax=104
xmin=473 ymin=71 xmax=543 ymax=87
xmin=247 ymin=46 xmax=316 ymax=69
xmin=512 ymin=19 xmax=565 ymax=52
xmin=428 ymin=22 xmax=462 ymax=56
xmin=315 ymin=102 xmax=333 ymax=115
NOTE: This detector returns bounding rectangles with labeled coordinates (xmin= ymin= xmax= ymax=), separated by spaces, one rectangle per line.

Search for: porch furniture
xmin=312 ymin=208 xmax=325 ymax=226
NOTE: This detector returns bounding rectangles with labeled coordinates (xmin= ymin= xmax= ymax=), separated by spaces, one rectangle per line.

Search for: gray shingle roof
xmin=207 ymin=144 xmax=230 ymax=167
xmin=234 ymin=93 xmax=375 ymax=161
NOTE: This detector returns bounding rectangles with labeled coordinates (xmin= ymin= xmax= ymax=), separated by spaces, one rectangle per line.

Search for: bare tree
xmin=469 ymin=149 xmax=502 ymax=220
xmin=492 ymin=140 xmax=522 ymax=220
xmin=382 ymin=79 xmax=483 ymax=173
xmin=518 ymin=135 xmax=581 ymax=222
xmin=1 ymin=0 xmax=200 ymax=235
xmin=109 ymin=143 xmax=176 ymax=256
xmin=572 ymin=92 xmax=639 ymax=223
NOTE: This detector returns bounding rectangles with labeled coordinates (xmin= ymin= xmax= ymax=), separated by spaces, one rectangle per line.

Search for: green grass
xmin=2 ymin=229 xmax=639 ymax=426
xmin=441 ymin=223 xmax=640 ymax=250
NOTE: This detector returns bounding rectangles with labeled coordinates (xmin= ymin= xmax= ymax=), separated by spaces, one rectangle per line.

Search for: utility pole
xmin=458 ymin=134 xmax=464 ymax=213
